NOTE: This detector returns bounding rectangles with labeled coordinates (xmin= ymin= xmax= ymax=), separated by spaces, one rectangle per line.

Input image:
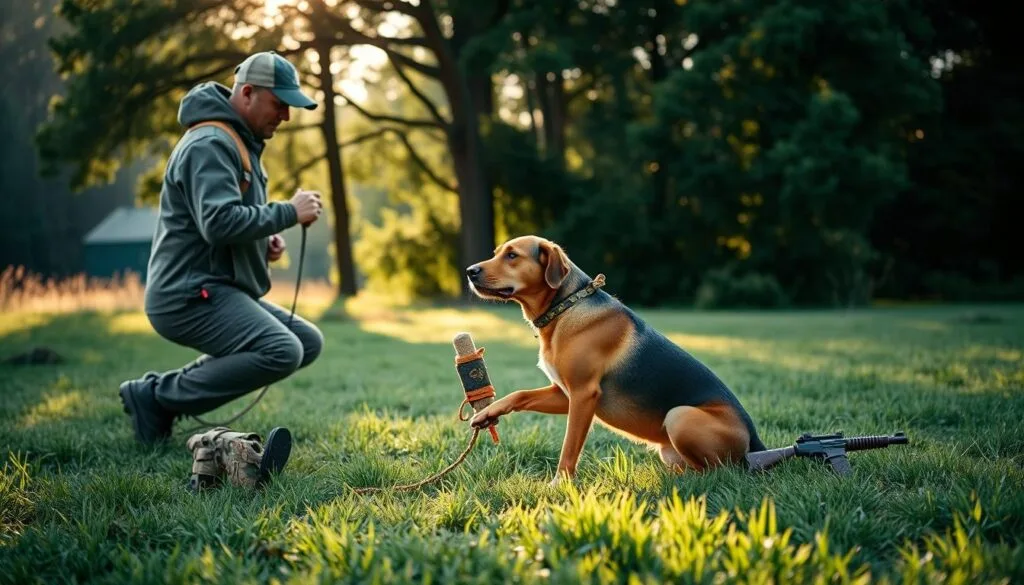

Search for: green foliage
xmin=345 ymin=92 xmax=462 ymax=298
xmin=695 ymin=266 xmax=788 ymax=310
xmin=12 ymin=0 xmax=1022 ymax=303
xmin=36 ymin=0 xmax=283 ymax=191
xmin=355 ymin=204 xmax=461 ymax=299
xmin=618 ymin=0 xmax=941 ymax=306
xmin=483 ymin=122 xmax=579 ymax=238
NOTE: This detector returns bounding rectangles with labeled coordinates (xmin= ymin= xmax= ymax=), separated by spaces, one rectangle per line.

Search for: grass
xmin=1 ymin=283 xmax=1023 ymax=583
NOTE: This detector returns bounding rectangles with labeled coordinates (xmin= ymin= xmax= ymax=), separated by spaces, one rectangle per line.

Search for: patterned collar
xmin=532 ymin=274 xmax=607 ymax=329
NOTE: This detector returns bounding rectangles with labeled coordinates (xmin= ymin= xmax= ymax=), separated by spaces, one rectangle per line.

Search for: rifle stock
xmin=745 ymin=446 xmax=796 ymax=471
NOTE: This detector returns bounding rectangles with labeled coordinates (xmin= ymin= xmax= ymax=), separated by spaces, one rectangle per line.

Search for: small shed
xmin=82 ymin=206 xmax=159 ymax=281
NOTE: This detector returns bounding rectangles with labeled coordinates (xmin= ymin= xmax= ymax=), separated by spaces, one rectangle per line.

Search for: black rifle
xmin=745 ymin=431 xmax=909 ymax=475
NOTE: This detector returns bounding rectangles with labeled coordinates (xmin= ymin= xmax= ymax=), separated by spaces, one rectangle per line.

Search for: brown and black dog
xmin=466 ymin=235 xmax=765 ymax=484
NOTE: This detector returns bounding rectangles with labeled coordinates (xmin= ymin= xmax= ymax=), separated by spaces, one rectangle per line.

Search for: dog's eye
xmin=506 ymin=251 xmax=517 ymax=260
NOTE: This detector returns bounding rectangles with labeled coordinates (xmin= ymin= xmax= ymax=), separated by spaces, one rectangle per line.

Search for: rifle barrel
xmin=844 ymin=433 xmax=908 ymax=451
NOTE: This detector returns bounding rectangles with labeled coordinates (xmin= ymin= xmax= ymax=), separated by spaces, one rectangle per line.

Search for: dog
xmin=466 ymin=235 xmax=766 ymax=484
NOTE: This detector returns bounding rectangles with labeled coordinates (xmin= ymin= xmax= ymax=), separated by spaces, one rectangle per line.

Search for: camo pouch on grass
xmin=186 ymin=426 xmax=292 ymax=491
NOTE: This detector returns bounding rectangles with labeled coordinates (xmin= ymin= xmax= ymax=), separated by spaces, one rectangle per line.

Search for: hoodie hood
xmin=177 ymin=81 xmax=264 ymax=155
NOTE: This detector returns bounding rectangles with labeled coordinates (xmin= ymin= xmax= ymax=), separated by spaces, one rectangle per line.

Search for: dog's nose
xmin=466 ymin=265 xmax=482 ymax=281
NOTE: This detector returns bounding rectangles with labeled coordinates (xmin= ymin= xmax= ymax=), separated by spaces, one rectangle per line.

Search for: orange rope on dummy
xmin=458 ymin=386 xmax=496 ymax=421
xmin=452 ymin=339 xmax=500 ymax=444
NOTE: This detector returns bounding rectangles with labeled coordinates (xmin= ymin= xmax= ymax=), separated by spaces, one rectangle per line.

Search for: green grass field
xmin=2 ymin=299 xmax=1022 ymax=584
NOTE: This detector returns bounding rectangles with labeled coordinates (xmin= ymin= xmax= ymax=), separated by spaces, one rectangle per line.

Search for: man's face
xmin=241 ymin=85 xmax=290 ymax=139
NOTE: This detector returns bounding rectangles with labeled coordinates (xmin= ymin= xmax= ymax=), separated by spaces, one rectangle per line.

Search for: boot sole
xmin=258 ymin=426 xmax=292 ymax=485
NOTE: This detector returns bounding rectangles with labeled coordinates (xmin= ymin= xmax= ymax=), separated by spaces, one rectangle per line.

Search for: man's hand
xmin=289 ymin=189 xmax=323 ymax=226
xmin=268 ymin=234 xmax=286 ymax=262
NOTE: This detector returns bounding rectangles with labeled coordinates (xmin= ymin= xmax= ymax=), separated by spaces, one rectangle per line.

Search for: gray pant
xmin=143 ymin=282 xmax=323 ymax=415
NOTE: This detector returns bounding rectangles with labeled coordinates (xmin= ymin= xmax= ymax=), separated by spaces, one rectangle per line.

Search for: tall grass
xmin=0 ymin=266 xmax=145 ymax=314
xmin=0 ymin=266 xmax=338 ymax=317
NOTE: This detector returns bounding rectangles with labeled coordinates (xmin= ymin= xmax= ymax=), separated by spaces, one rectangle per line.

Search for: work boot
xmin=186 ymin=426 xmax=292 ymax=491
xmin=119 ymin=372 xmax=175 ymax=445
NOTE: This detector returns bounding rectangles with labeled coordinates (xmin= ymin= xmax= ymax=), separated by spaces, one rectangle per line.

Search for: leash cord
xmin=350 ymin=427 xmax=481 ymax=495
xmin=180 ymin=225 xmax=307 ymax=435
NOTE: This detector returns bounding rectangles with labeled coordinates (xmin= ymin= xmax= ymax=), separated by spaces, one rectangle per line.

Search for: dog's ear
xmin=539 ymin=241 xmax=570 ymax=289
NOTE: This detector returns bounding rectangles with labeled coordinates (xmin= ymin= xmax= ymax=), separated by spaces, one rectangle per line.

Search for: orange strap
xmin=187 ymin=120 xmax=252 ymax=193
xmin=455 ymin=346 xmax=486 ymax=365
xmin=458 ymin=385 xmax=496 ymax=421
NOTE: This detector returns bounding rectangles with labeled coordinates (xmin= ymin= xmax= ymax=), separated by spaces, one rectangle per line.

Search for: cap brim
xmin=271 ymin=87 xmax=318 ymax=110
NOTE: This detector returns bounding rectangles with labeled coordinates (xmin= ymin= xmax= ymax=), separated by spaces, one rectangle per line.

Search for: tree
xmin=35 ymin=0 xmax=365 ymax=294
xmin=626 ymin=0 xmax=942 ymax=305
xmin=36 ymin=0 xmax=519 ymax=298
xmin=322 ymin=0 xmax=510 ymax=294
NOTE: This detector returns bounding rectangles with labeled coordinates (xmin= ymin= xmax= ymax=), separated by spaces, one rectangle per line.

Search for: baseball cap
xmin=234 ymin=51 xmax=318 ymax=110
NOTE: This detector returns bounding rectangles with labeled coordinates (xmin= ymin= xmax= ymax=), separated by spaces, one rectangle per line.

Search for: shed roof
xmin=83 ymin=206 xmax=159 ymax=244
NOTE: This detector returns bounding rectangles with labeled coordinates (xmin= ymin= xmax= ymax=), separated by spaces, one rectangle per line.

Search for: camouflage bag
xmin=186 ymin=426 xmax=292 ymax=491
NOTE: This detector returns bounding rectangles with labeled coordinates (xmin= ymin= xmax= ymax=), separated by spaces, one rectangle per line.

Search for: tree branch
xmin=336 ymin=88 xmax=445 ymax=129
xmin=387 ymin=53 xmax=448 ymax=126
xmin=354 ymin=0 xmax=423 ymax=19
xmin=277 ymin=122 xmax=321 ymax=134
xmin=271 ymin=152 xmax=325 ymax=195
xmin=336 ymin=32 xmax=441 ymax=79
xmin=127 ymin=61 xmax=240 ymax=110
xmin=389 ymin=128 xmax=457 ymax=193
xmin=302 ymin=73 xmax=322 ymax=90
xmin=340 ymin=127 xmax=392 ymax=148
xmin=268 ymin=127 xmax=432 ymax=194
xmin=320 ymin=12 xmax=441 ymax=79
xmin=566 ymin=77 xmax=598 ymax=104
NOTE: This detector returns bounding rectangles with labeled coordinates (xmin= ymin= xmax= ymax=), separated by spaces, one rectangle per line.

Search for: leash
xmin=350 ymin=427 xmax=483 ymax=495
xmin=180 ymin=225 xmax=308 ymax=435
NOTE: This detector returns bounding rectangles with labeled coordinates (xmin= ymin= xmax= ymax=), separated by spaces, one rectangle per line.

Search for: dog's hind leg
xmin=658 ymin=445 xmax=688 ymax=472
xmin=663 ymin=402 xmax=750 ymax=472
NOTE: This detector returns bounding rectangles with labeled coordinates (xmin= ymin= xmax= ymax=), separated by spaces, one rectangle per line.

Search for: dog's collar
xmin=532 ymin=273 xmax=606 ymax=329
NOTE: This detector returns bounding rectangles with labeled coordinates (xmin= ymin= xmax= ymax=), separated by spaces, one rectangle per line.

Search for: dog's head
xmin=465 ymin=235 xmax=570 ymax=303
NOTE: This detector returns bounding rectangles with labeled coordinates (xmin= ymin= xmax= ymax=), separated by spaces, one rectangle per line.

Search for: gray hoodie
xmin=144 ymin=82 xmax=298 ymax=315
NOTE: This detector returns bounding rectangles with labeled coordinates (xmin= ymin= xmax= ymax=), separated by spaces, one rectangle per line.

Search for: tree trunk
xmin=448 ymin=23 xmax=500 ymax=296
xmin=420 ymin=0 xmax=506 ymax=297
xmin=449 ymin=116 xmax=494 ymax=297
xmin=537 ymin=71 xmax=567 ymax=170
xmin=316 ymin=43 xmax=358 ymax=296
xmin=463 ymin=71 xmax=496 ymax=277
xmin=647 ymin=20 xmax=671 ymax=218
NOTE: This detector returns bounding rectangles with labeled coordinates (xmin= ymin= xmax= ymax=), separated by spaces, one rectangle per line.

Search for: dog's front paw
xmin=548 ymin=468 xmax=575 ymax=488
xmin=470 ymin=402 xmax=506 ymax=429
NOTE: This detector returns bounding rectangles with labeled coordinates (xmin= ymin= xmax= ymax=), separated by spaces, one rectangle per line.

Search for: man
xmin=119 ymin=51 xmax=326 ymax=445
